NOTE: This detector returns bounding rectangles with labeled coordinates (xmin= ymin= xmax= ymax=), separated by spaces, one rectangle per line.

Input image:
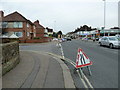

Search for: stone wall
xmin=0 ymin=41 xmax=20 ymax=75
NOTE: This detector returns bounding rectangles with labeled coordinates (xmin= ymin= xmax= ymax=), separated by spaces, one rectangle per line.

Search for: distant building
xmin=2 ymin=11 xmax=35 ymax=42
xmin=34 ymin=20 xmax=48 ymax=38
xmin=99 ymin=29 xmax=120 ymax=36
xmin=1 ymin=11 xmax=48 ymax=43
xmin=46 ymin=27 xmax=53 ymax=36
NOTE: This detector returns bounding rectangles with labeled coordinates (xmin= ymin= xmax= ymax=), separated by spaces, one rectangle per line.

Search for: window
xmin=2 ymin=22 xmax=8 ymax=28
xmin=14 ymin=22 xmax=23 ymax=28
xmin=109 ymin=37 xmax=117 ymax=41
xmin=8 ymin=22 xmax=14 ymax=28
xmin=14 ymin=32 xmax=23 ymax=37
xmin=27 ymin=23 xmax=29 ymax=28
xmin=34 ymin=33 xmax=36 ymax=37
xmin=27 ymin=32 xmax=29 ymax=36
xmin=104 ymin=38 xmax=108 ymax=41
xmin=33 ymin=26 xmax=36 ymax=29
xmin=45 ymin=29 xmax=48 ymax=33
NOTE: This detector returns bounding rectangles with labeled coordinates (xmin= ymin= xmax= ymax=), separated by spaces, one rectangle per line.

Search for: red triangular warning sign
xmin=76 ymin=48 xmax=92 ymax=68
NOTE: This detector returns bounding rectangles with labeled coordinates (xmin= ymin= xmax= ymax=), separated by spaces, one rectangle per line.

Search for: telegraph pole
xmin=103 ymin=0 xmax=106 ymax=36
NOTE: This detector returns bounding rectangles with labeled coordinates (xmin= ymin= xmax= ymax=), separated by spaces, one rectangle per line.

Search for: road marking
xmin=60 ymin=43 xmax=65 ymax=59
xmin=77 ymin=70 xmax=88 ymax=89
xmin=83 ymin=74 xmax=94 ymax=89
xmin=59 ymin=44 xmax=94 ymax=89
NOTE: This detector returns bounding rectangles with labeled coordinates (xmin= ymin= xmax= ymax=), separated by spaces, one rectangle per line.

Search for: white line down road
xmin=59 ymin=43 xmax=94 ymax=89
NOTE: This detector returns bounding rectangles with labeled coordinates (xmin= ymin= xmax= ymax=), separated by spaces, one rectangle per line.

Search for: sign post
xmin=75 ymin=48 xmax=93 ymax=77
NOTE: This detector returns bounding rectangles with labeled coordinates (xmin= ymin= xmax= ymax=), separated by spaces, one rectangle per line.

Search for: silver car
xmin=99 ymin=36 xmax=120 ymax=48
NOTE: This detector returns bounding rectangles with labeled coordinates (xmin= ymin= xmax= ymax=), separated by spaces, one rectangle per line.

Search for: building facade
xmin=1 ymin=11 xmax=48 ymax=43
xmin=34 ymin=20 xmax=46 ymax=38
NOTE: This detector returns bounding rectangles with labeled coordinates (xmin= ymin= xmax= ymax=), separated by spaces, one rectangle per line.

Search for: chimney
xmin=34 ymin=20 xmax=40 ymax=24
xmin=0 ymin=11 xmax=4 ymax=18
xmin=36 ymin=20 xmax=39 ymax=23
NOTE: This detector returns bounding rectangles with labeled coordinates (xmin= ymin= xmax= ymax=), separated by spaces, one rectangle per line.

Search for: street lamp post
xmin=103 ymin=0 xmax=106 ymax=36
xmin=54 ymin=21 xmax=56 ymax=32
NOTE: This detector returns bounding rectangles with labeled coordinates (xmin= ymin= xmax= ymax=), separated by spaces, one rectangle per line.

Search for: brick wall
xmin=25 ymin=37 xmax=51 ymax=43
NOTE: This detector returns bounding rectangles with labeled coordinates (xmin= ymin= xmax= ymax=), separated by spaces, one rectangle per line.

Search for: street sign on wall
xmin=76 ymin=48 xmax=92 ymax=68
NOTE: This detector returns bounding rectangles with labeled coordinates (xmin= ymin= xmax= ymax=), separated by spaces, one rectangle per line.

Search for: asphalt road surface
xmin=61 ymin=39 xmax=119 ymax=88
xmin=19 ymin=42 xmax=62 ymax=56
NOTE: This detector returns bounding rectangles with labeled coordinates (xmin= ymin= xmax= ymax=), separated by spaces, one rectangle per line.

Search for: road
xmin=61 ymin=39 xmax=118 ymax=88
xmin=19 ymin=42 xmax=62 ymax=56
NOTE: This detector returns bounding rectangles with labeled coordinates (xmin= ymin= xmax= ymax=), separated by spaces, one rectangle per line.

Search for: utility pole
xmin=54 ymin=20 xmax=56 ymax=32
xmin=103 ymin=0 xmax=106 ymax=36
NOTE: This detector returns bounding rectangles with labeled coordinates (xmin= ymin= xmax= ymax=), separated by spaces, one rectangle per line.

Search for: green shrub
xmin=33 ymin=37 xmax=42 ymax=39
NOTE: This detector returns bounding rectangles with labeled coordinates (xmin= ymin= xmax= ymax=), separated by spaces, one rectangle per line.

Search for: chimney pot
xmin=0 ymin=11 xmax=4 ymax=18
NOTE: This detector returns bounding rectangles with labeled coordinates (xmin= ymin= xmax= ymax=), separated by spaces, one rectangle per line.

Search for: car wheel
xmin=99 ymin=42 xmax=102 ymax=46
xmin=109 ymin=44 xmax=114 ymax=49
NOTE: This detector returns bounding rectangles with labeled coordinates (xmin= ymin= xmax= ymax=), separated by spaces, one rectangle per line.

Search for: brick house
xmin=1 ymin=11 xmax=48 ymax=43
xmin=34 ymin=20 xmax=47 ymax=38
xmin=46 ymin=27 xmax=53 ymax=36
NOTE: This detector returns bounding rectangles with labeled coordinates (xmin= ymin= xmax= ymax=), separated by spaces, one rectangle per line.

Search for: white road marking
xmin=59 ymin=43 xmax=94 ymax=89
xmin=83 ymin=74 xmax=94 ymax=89
xmin=77 ymin=70 xmax=88 ymax=89
xmin=60 ymin=43 xmax=65 ymax=59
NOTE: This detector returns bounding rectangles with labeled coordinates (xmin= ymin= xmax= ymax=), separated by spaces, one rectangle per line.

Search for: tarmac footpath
xmin=2 ymin=50 xmax=75 ymax=88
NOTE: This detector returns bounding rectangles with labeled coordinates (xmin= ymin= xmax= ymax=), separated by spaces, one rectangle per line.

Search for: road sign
xmin=76 ymin=48 xmax=92 ymax=68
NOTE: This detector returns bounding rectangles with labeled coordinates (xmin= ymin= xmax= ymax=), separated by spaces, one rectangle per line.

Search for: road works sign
xmin=76 ymin=48 xmax=92 ymax=68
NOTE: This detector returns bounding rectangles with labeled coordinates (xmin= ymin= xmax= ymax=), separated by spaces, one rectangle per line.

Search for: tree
xmin=52 ymin=32 xmax=58 ymax=38
xmin=57 ymin=31 xmax=63 ymax=38
xmin=57 ymin=31 xmax=62 ymax=35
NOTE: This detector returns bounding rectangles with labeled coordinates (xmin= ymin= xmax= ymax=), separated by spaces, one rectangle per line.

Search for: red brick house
xmin=1 ymin=11 xmax=49 ymax=43
xmin=34 ymin=20 xmax=45 ymax=38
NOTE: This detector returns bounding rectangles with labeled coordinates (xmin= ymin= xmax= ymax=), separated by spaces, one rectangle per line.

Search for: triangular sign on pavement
xmin=76 ymin=48 xmax=92 ymax=68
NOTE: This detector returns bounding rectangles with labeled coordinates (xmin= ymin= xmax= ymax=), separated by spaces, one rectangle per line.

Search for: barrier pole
xmin=79 ymin=68 xmax=83 ymax=78
xmin=87 ymin=66 xmax=92 ymax=76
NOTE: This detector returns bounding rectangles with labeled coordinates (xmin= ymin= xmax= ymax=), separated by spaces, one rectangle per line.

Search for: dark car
xmin=64 ymin=37 xmax=71 ymax=41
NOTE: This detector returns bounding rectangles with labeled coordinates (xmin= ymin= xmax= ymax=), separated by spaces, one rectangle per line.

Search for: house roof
xmin=34 ymin=20 xmax=45 ymax=29
xmin=46 ymin=27 xmax=53 ymax=32
xmin=3 ymin=11 xmax=33 ymax=25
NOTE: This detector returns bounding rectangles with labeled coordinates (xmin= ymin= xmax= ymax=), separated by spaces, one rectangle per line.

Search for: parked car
xmin=82 ymin=37 xmax=88 ymax=41
xmin=52 ymin=38 xmax=58 ymax=41
xmin=64 ymin=37 xmax=71 ymax=41
xmin=99 ymin=36 xmax=120 ymax=48
xmin=62 ymin=38 xmax=66 ymax=42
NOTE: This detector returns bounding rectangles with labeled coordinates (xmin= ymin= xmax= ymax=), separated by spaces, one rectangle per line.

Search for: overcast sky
xmin=0 ymin=0 xmax=119 ymax=34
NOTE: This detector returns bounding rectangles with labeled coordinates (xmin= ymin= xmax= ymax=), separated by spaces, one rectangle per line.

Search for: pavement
xmin=2 ymin=50 xmax=75 ymax=88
